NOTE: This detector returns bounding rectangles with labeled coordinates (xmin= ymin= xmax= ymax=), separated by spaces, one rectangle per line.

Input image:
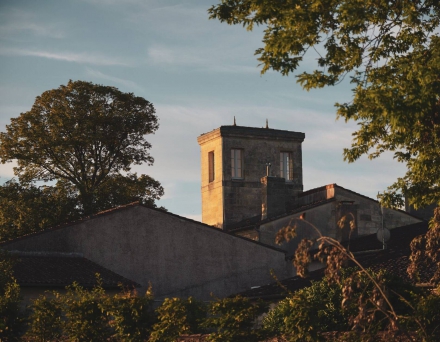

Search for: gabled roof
xmin=10 ymin=252 xmax=139 ymax=289
xmin=229 ymin=198 xmax=336 ymax=232
xmin=0 ymin=202 xmax=286 ymax=254
xmin=229 ymin=183 xmax=424 ymax=231
xmin=300 ymin=183 xmax=424 ymax=221
xmin=236 ymin=221 xmax=431 ymax=299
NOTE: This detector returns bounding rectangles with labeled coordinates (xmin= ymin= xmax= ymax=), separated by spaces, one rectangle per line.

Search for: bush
xmin=60 ymin=280 xmax=112 ymax=341
xmin=0 ymin=252 xmax=23 ymax=341
xmin=202 ymin=295 xmax=267 ymax=342
xmin=263 ymin=277 xmax=349 ymax=341
xmin=26 ymin=294 xmax=63 ymax=342
xmin=108 ymin=286 xmax=156 ymax=341
xmin=150 ymin=297 xmax=206 ymax=342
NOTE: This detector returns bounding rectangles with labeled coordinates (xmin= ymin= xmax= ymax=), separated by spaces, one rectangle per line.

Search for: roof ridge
xmin=1 ymin=202 xmax=287 ymax=255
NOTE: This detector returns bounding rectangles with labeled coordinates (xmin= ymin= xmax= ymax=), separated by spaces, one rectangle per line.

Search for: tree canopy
xmin=0 ymin=80 xmax=162 ymax=216
xmin=209 ymin=0 xmax=440 ymax=208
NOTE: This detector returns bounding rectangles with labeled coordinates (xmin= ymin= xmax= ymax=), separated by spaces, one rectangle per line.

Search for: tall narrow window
xmin=208 ymin=151 xmax=215 ymax=182
xmin=231 ymin=149 xmax=243 ymax=178
xmin=280 ymin=152 xmax=293 ymax=181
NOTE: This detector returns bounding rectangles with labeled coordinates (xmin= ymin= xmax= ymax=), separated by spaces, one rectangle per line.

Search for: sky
xmin=0 ymin=0 xmax=407 ymax=221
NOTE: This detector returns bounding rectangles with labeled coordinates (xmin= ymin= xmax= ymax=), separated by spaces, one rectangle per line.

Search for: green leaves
xmin=0 ymin=179 xmax=80 ymax=242
xmin=150 ymin=297 xmax=206 ymax=342
xmin=0 ymin=175 xmax=164 ymax=243
xmin=0 ymin=80 xmax=161 ymax=215
xmin=210 ymin=0 xmax=440 ymax=208
xmin=0 ymin=252 xmax=24 ymax=341
xmin=203 ymin=296 xmax=267 ymax=342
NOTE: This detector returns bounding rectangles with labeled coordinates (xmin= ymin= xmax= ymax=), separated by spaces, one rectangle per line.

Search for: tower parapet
xmin=197 ymin=125 xmax=305 ymax=229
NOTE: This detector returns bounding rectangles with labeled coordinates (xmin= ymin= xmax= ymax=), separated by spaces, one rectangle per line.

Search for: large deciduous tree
xmin=209 ymin=0 xmax=440 ymax=209
xmin=0 ymin=80 xmax=162 ymax=216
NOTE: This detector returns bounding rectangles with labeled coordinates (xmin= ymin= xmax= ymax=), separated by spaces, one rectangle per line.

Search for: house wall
xmin=2 ymin=205 xmax=294 ymax=300
xmin=259 ymin=201 xmax=336 ymax=255
xmin=334 ymin=186 xmax=422 ymax=235
xmin=258 ymin=185 xmax=422 ymax=256
xmin=198 ymin=130 xmax=224 ymax=228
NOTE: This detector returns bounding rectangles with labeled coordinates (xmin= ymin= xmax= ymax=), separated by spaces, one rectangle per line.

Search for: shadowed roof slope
xmin=10 ymin=252 xmax=139 ymax=289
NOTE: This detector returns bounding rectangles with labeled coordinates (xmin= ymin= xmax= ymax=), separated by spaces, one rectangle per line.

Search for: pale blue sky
xmin=0 ymin=0 xmax=406 ymax=220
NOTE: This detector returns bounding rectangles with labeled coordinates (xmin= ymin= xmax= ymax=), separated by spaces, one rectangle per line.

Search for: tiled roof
xmin=237 ymin=221 xmax=432 ymax=299
xmin=11 ymin=253 xmax=139 ymax=289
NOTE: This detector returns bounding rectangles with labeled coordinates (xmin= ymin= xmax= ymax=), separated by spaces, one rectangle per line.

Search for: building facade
xmin=197 ymin=125 xmax=305 ymax=229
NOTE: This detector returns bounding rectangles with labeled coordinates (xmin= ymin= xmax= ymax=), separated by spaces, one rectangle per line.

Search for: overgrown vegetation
xmin=275 ymin=213 xmax=440 ymax=341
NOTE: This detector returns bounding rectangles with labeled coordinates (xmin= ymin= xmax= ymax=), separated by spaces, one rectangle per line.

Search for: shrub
xmin=108 ymin=286 xmax=156 ymax=341
xmin=150 ymin=296 xmax=206 ymax=342
xmin=0 ymin=252 xmax=23 ymax=341
xmin=203 ymin=295 xmax=266 ymax=342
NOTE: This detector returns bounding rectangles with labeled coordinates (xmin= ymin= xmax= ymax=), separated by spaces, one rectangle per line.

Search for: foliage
xmin=24 ymin=278 xmax=157 ymax=341
xmin=202 ymin=295 xmax=267 ymax=342
xmin=0 ymin=252 xmax=23 ymax=341
xmin=0 ymin=174 xmax=164 ymax=243
xmin=276 ymin=218 xmax=440 ymax=340
xmin=0 ymin=80 xmax=161 ymax=215
xmin=408 ymin=207 xmax=440 ymax=285
xmin=0 ymin=179 xmax=80 ymax=242
xmin=262 ymin=277 xmax=350 ymax=341
xmin=209 ymin=0 xmax=440 ymax=209
xmin=58 ymin=279 xmax=112 ymax=341
xmin=409 ymin=287 xmax=440 ymax=341
xmin=150 ymin=297 xmax=207 ymax=342
xmin=92 ymin=172 xmax=164 ymax=212
xmin=25 ymin=294 xmax=63 ymax=342
xmin=108 ymin=287 xmax=156 ymax=342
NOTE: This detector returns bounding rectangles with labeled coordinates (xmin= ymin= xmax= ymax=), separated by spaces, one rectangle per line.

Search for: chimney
xmin=261 ymin=176 xmax=287 ymax=220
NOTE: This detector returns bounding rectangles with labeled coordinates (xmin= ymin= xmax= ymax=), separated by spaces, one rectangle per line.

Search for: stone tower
xmin=197 ymin=125 xmax=305 ymax=229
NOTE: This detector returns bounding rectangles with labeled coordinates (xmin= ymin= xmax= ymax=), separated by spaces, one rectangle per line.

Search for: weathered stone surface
xmin=259 ymin=184 xmax=422 ymax=255
xmin=198 ymin=125 xmax=305 ymax=229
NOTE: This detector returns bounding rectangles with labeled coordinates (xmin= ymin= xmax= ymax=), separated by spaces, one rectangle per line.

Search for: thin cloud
xmin=0 ymin=22 xmax=64 ymax=39
xmin=147 ymin=45 xmax=258 ymax=74
xmin=0 ymin=47 xmax=131 ymax=66
xmin=85 ymin=68 xmax=143 ymax=91
xmin=0 ymin=8 xmax=65 ymax=39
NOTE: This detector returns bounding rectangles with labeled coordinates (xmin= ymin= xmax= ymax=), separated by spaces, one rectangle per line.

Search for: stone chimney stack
xmin=261 ymin=176 xmax=287 ymax=220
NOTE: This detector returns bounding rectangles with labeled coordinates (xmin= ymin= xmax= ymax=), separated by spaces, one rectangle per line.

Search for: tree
xmin=0 ymin=174 xmax=164 ymax=242
xmin=209 ymin=0 xmax=440 ymax=209
xmin=0 ymin=179 xmax=81 ymax=242
xmin=0 ymin=80 xmax=161 ymax=215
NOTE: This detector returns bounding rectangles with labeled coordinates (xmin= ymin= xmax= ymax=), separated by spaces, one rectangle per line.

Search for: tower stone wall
xmin=197 ymin=125 xmax=305 ymax=229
